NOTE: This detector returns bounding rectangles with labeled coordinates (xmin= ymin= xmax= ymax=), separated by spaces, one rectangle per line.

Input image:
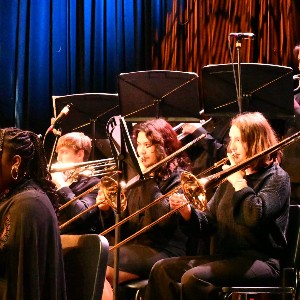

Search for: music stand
xmin=52 ymin=93 xmax=120 ymax=159
xmin=202 ymin=63 xmax=294 ymax=119
xmin=118 ymin=70 xmax=202 ymax=122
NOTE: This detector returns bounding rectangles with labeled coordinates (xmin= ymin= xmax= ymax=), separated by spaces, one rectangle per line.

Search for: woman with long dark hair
xmin=145 ymin=112 xmax=290 ymax=300
xmin=98 ymin=118 xmax=190 ymax=299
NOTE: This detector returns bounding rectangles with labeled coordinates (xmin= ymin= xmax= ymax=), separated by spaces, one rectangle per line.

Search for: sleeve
xmin=57 ymin=177 xmax=99 ymax=223
xmin=139 ymin=175 xmax=181 ymax=230
xmin=232 ymin=167 xmax=290 ymax=228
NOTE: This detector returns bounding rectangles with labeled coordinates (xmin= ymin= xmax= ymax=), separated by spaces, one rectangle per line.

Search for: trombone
xmin=58 ymin=133 xmax=207 ymax=230
xmin=106 ymin=129 xmax=300 ymax=250
xmin=59 ymin=176 xmax=127 ymax=230
xmin=50 ymin=158 xmax=117 ymax=178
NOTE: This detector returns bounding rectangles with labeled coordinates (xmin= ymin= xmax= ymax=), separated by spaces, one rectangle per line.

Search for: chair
xmin=120 ymin=236 xmax=209 ymax=300
xmin=220 ymin=204 xmax=300 ymax=300
xmin=61 ymin=234 xmax=109 ymax=300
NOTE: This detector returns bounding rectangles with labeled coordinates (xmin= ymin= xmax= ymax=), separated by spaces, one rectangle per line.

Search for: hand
xmin=169 ymin=193 xmax=191 ymax=221
xmin=51 ymin=172 xmax=69 ymax=189
xmin=96 ymin=188 xmax=111 ymax=211
xmin=181 ymin=123 xmax=202 ymax=135
xmin=222 ymin=153 xmax=245 ymax=187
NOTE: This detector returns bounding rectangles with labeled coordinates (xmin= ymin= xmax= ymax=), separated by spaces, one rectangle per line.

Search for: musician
xmin=281 ymin=43 xmax=300 ymax=205
xmin=51 ymin=132 xmax=102 ymax=234
xmin=0 ymin=128 xmax=66 ymax=299
xmin=144 ymin=112 xmax=290 ymax=300
xmin=97 ymin=118 xmax=190 ymax=299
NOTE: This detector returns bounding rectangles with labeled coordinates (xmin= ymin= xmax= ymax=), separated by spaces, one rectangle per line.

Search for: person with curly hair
xmin=98 ymin=118 xmax=191 ymax=299
xmin=145 ymin=112 xmax=290 ymax=300
xmin=0 ymin=127 xmax=66 ymax=300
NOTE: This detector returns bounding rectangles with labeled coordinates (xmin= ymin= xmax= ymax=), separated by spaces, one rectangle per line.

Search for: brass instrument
xmin=58 ymin=133 xmax=208 ymax=230
xmin=107 ymin=129 xmax=300 ymax=250
xmin=59 ymin=176 xmax=127 ymax=230
xmin=50 ymin=158 xmax=117 ymax=178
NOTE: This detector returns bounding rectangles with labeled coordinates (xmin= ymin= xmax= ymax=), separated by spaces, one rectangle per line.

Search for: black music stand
xmin=52 ymin=93 xmax=120 ymax=159
xmin=202 ymin=63 xmax=294 ymax=119
xmin=118 ymin=70 xmax=202 ymax=122
xmin=105 ymin=115 xmax=144 ymax=300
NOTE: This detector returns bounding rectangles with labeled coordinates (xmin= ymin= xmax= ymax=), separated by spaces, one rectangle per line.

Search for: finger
xmin=227 ymin=152 xmax=236 ymax=165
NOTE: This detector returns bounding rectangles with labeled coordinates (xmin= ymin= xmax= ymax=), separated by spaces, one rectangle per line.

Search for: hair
xmin=230 ymin=112 xmax=282 ymax=171
xmin=132 ymin=119 xmax=189 ymax=179
xmin=0 ymin=127 xmax=60 ymax=213
xmin=56 ymin=132 xmax=91 ymax=161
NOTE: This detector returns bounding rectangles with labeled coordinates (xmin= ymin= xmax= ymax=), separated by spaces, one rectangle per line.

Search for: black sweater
xmin=183 ymin=163 xmax=290 ymax=259
xmin=101 ymin=170 xmax=188 ymax=257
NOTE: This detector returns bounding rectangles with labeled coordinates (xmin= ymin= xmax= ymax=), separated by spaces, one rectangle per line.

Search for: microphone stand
xmin=236 ymin=37 xmax=243 ymax=114
xmin=46 ymin=128 xmax=62 ymax=172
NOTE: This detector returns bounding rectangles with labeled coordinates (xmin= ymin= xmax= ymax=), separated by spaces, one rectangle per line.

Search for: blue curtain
xmin=0 ymin=0 xmax=171 ymax=134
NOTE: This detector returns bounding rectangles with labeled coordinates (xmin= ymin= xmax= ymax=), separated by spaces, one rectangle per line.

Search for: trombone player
xmin=145 ymin=112 xmax=291 ymax=300
xmin=51 ymin=131 xmax=102 ymax=234
xmin=97 ymin=118 xmax=190 ymax=299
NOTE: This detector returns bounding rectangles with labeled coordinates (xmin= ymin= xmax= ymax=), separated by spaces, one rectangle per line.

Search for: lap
xmin=153 ymin=253 xmax=280 ymax=286
xmin=108 ymin=243 xmax=171 ymax=278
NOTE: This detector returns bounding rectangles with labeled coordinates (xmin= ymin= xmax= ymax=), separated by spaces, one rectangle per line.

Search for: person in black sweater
xmin=144 ymin=112 xmax=291 ymax=300
xmin=97 ymin=119 xmax=190 ymax=299
xmin=51 ymin=132 xmax=102 ymax=234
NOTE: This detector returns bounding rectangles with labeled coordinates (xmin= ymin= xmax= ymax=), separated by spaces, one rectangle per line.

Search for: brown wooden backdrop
xmin=152 ymin=0 xmax=300 ymax=76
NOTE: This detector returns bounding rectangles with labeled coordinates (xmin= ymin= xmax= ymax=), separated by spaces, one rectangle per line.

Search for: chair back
xmin=282 ymin=205 xmax=300 ymax=268
xmin=61 ymin=234 xmax=109 ymax=300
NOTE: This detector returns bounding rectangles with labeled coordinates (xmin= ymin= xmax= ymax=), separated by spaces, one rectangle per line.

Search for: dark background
xmin=1 ymin=0 xmax=300 ymax=155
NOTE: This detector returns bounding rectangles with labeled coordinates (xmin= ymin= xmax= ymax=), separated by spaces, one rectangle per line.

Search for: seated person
xmin=0 ymin=127 xmax=66 ymax=299
xmin=51 ymin=132 xmax=102 ymax=234
xmin=97 ymin=118 xmax=190 ymax=299
xmin=144 ymin=112 xmax=290 ymax=300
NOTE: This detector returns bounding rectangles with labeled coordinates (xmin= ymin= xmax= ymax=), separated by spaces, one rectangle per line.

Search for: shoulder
xmin=9 ymin=184 xmax=55 ymax=219
xmin=262 ymin=163 xmax=290 ymax=185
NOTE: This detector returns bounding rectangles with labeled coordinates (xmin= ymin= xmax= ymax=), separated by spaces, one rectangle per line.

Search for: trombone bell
xmin=180 ymin=171 xmax=207 ymax=211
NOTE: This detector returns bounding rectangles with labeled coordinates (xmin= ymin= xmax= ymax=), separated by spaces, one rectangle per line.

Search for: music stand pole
xmin=236 ymin=38 xmax=243 ymax=113
xmin=90 ymin=119 xmax=96 ymax=160
xmin=112 ymin=122 xmax=127 ymax=300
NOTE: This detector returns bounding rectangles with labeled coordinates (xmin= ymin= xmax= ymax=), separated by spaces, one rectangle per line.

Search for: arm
xmin=232 ymin=165 xmax=290 ymax=228
xmin=57 ymin=176 xmax=100 ymax=222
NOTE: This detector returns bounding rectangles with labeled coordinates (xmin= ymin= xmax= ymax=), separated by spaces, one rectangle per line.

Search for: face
xmin=228 ymin=124 xmax=248 ymax=164
xmin=136 ymin=131 xmax=158 ymax=168
xmin=56 ymin=146 xmax=84 ymax=164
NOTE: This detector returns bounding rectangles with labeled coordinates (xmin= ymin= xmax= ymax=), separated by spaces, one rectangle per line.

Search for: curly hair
xmin=132 ymin=119 xmax=190 ymax=179
xmin=0 ymin=127 xmax=60 ymax=213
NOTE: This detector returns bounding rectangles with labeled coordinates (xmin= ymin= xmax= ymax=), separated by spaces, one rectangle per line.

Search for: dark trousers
xmin=144 ymin=253 xmax=280 ymax=300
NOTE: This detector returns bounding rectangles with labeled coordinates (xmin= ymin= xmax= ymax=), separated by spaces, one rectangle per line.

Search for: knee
xmin=149 ymin=257 xmax=176 ymax=282
xmin=181 ymin=270 xmax=196 ymax=288
xmin=181 ymin=269 xmax=219 ymax=300
xmin=106 ymin=266 xmax=114 ymax=285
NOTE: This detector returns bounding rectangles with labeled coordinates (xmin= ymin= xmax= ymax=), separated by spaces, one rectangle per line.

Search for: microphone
xmin=47 ymin=104 xmax=71 ymax=132
xmin=229 ymin=32 xmax=255 ymax=39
